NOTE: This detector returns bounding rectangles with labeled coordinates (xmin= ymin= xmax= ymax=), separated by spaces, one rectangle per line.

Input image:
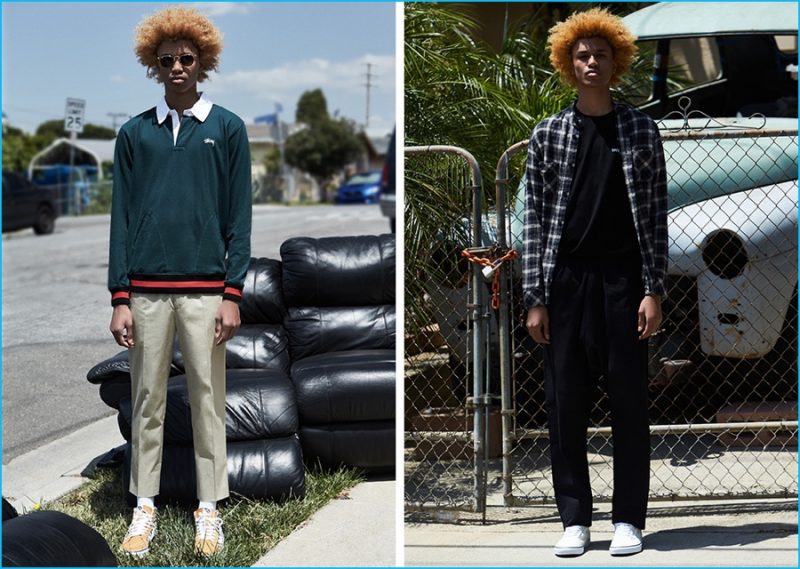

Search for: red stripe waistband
xmin=130 ymin=279 xmax=225 ymax=289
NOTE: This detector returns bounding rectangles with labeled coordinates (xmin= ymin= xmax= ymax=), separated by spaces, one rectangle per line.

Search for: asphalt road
xmin=2 ymin=203 xmax=390 ymax=463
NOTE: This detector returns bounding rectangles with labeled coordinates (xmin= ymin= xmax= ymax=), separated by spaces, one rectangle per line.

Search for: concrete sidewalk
xmin=254 ymin=479 xmax=396 ymax=566
xmin=2 ymin=416 xmax=396 ymax=566
xmin=405 ymin=498 xmax=798 ymax=566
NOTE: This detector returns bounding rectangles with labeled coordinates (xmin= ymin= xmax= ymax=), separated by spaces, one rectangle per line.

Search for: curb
xmin=3 ymin=414 xmax=123 ymax=513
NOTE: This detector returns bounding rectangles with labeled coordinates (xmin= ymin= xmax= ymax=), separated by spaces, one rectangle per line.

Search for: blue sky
xmin=2 ymin=2 xmax=396 ymax=137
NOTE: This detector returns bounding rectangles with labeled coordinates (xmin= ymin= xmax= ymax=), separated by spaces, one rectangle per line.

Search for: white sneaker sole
xmin=554 ymin=545 xmax=586 ymax=556
xmin=610 ymin=543 xmax=643 ymax=556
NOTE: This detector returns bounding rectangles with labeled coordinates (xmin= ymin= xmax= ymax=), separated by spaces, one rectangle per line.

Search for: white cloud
xmin=189 ymin=2 xmax=253 ymax=16
xmin=365 ymin=115 xmax=394 ymax=138
xmin=204 ymin=54 xmax=396 ymax=100
xmin=110 ymin=75 xmax=127 ymax=83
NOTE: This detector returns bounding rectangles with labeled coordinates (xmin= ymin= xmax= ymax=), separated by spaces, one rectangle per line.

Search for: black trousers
xmin=544 ymin=257 xmax=650 ymax=529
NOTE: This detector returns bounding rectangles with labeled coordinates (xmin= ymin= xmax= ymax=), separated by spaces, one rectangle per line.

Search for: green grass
xmin=46 ymin=465 xmax=363 ymax=567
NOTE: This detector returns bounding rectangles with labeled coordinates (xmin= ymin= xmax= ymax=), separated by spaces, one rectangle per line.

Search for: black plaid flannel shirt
xmin=522 ymin=101 xmax=669 ymax=308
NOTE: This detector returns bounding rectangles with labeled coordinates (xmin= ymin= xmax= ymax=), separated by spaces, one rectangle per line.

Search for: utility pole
xmin=363 ymin=62 xmax=376 ymax=130
xmin=107 ymin=112 xmax=128 ymax=133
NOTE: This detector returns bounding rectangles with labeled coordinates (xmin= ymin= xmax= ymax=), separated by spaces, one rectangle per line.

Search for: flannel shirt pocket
xmin=632 ymin=146 xmax=656 ymax=183
xmin=540 ymin=163 xmax=559 ymax=195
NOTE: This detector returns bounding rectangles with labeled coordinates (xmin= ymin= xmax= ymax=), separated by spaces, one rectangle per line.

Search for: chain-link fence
xmin=404 ymin=146 xmax=497 ymax=512
xmin=405 ymin=123 xmax=798 ymax=515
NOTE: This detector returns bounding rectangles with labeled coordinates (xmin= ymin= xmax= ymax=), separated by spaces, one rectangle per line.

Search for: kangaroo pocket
xmin=192 ymin=213 xmax=226 ymax=273
xmin=128 ymin=211 xmax=226 ymax=276
xmin=128 ymin=210 xmax=170 ymax=273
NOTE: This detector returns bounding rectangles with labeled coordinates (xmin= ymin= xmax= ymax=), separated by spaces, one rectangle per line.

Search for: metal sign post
xmin=64 ymin=98 xmax=85 ymax=214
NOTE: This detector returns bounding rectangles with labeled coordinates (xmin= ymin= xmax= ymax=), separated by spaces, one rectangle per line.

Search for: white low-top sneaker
xmin=553 ymin=525 xmax=590 ymax=556
xmin=609 ymin=522 xmax=643 ymax=555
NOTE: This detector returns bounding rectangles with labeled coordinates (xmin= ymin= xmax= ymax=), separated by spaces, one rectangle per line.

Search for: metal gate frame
xmin=404 ymin=145 xmax=490 ymax=513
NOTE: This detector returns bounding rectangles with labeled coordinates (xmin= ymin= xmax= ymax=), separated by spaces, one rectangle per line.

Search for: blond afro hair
xmin=134 ymin=6 xmax=223 ymax=82
xmin=547 ymin=7 xmax=637 ymax=88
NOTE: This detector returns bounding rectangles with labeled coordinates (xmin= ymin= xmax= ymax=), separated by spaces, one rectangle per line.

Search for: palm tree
xmin=404 ymin=3 xmax=574 ymax=331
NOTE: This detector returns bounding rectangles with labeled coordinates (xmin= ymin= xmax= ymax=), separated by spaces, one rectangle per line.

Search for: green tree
xmin=3 ymin=132 xmax=34 ymax=173
xmin=404 ymin=4 xmax=574 ymax=325
xmin=262 ymin=146 xmax=282 ymax=176
xmin=81 ymin=124 xmax=117 ymax=139
xmin=35 ymin=119 xmax=116 ymax=141
xmin=295 ymin=89 xmax=329 ymax=126
xmin=2 ymin=130 xmax=51 ymax=173
xmin=3 ymin=119 xmax=118 ymax=174
xmin=34 ymin=119 xmax=67 ymax=141
xmin=284 ymin=89 xmax=362 ymax=202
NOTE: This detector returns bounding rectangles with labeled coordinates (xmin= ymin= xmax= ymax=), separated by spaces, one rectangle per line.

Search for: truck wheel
xmin=33 ymin=205 xmax=55 ymax=235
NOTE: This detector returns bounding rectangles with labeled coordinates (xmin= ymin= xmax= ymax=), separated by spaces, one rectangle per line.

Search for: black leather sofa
xmin=87 ymin=234 xmax=396 ymax=505
xmin=282 ymin=236 xmax=396 ymax=471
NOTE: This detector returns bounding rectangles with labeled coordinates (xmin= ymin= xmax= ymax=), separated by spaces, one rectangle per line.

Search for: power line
xmin=107 ymin=112 xmax=128 ymax=133
xmin=4 ymin=104 xmax=60 ymax=119
xmin=363 ymin=62 xmax=377 ymax=130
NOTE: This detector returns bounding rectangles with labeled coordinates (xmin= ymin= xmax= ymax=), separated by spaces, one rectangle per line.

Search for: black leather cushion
xmin=225 ymin=324 xmax=291 ymax=373
xmin=172 ymin=324 xmax=291 ymax=376
xmin=291 ymin=350 xmax=395 ymax=423
xmin=87 ymin=350 xmax=181 ymax=384
xmin=281 ymin=235 xmax=395 ymax=307
xmin=118 ymin=369 xmax=298 ymax=443
xmin=86 ymin=350 xmax=131 ymax=385
xmin=2 ymin=510 xmax=117 ymax=567
xmin=100 ymin=376 xmax=133 ymax=410
xmin=285 ymin=305 xmax=395 ymax=361
xmin=122 ymin=437 xmax=305 ymax=505
xmin=300 ymin=422 xmax=395 ymax=471
xmin=240 ymin=257 xmax=286 ymax=325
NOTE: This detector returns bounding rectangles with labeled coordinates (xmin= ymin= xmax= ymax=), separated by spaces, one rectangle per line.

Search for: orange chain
xmin=460 ymin=247 xmax=519 ymax=310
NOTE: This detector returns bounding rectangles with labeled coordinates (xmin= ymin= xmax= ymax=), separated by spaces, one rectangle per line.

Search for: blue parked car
xmin=334 ymin=170 xmax=382 ymax=204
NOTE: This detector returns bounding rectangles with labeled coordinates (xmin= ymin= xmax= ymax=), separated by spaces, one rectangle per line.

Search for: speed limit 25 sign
xmin=64 ymin=98 xmax=86 ymax=134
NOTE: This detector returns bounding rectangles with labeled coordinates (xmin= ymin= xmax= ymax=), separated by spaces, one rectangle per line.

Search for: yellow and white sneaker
xmin=121 ymin=505 xmax=157 ymax=557
xmin=194 ymin=507 xmax=224 ymax=556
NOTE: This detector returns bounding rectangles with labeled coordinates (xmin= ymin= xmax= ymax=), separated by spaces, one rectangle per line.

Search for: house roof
xmin=359 ymin=131 xmax=392 ymax=158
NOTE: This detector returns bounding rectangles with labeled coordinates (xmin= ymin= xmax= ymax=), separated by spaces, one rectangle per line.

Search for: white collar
xmin=156 ymin=93 xmax=213 ymax=124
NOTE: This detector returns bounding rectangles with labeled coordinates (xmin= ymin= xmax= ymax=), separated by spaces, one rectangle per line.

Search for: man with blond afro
xmin=522 ymin=8 xmax=667 ymax=557
xmin=108 ymin=5 xmax=251 ymax=557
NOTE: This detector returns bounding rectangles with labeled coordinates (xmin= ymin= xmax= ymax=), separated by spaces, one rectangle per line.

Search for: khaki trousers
xmin=128 ymin=293 xmax=229 ymax=502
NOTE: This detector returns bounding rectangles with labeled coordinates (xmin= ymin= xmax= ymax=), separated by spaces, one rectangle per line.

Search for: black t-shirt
xmin=559 ymin=109 xmax=641 ymax=264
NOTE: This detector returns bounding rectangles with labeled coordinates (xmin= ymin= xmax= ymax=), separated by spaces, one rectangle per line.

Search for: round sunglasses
xmin=157 ymin=53 xmax=196 ymax=69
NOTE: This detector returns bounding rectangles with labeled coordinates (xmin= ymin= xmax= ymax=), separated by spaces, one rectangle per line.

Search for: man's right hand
xmin=110 ymin=305 xmax=135 ymax=348
xmin=526 ymin=306 xmax=550 ymax=344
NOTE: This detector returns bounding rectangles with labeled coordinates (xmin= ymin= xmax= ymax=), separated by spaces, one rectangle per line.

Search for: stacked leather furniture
xmin=86 ymin=234 xmax=395 ymax=504
xmin=282 ymin=236 xmax=396 ymax=471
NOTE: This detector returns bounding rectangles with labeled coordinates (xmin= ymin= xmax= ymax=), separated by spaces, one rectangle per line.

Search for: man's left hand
xmin=638 ymin=295 xmax=662 ymax=340
xmin=215 ymin=299 xmax=241 ymax=345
